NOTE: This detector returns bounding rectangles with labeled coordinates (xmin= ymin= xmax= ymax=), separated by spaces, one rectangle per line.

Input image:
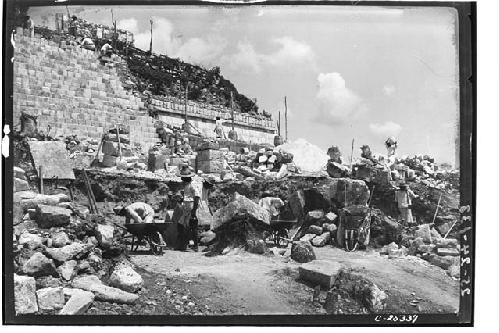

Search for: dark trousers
xmin=176 ymin=224 xmax=188 ymax=250
xmin=189 ymin=218 xmax=199 ymax=249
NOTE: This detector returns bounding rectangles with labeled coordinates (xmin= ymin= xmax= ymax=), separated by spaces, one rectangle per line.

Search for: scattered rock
xmin=312 ymin=232 xmax=331 ymax=247
xmin=379 ymin=242 xmax=399 ymax=255
xmin=425 ymin=254 xmax=457 ymax=270
xmin=14 ymin=166 xmax=27 ymax=180
xmin=299 ymin=234 xmax=316 ymax=243
xmin=435 ymin=238 xmax=458 ymax=248
xmin=14 ymin=274 xmax=38 ymax=314
xmin=72 ymin=275 xmax=139 ymax=304
xmin=108 ymin=262 xmax=144 ymax=293
xmin=18 ymin=231 xmax=43 ymax=249
xmin=35 ymin=205 xmax=72 ymax=228
xmin=58 ymin=260 xmax=78 ymax=281
xmin=200 ymin=230 xmax=216 ymax=245
xmin=22 ymin=252 xmax=58 ymax=277
xmin=437 ymin=247 xmax=459 ymax=257
xmin=447 ymin=265 xmax=460 ymax=278
xmin=36 ymin=287 xmax=65 ymax=311
xmin=45 ymin=242 xmax=93 ymax=263
xmin=35 ymin=276 xmax=61 ymax=289
xmin=307 ymin=225 xmax=323 ymax=235
xmin=59 ymin=288 xmax=95 ymax=315
xmin=246 ymin=238 xmax=267 ymax=254
xmin=95 ymin=223 xmax=115 ymax=248
xmin=322 ymin=223 xmax=337 ymax=233
xmin=417 ymin=244 xmax=436 ymax=254
xmin=415 ymin=224 xmax=440 ymax=244
xmin=51 ymin=231 xmax=71 ymax=248
xmin=306 ymin=210 xmax=325 ymax=224
xmin=325 ymin=270 xmax=387 ymax=313
xmin=14 ymin=177 xmax=30 ymax=192
xmin=324 ymin=212 xmax=338 ymax=223
xmin=299 ymin=260 xmax=343 ymax=288
xmin=291 ymin=241 xmax=316 ymax=263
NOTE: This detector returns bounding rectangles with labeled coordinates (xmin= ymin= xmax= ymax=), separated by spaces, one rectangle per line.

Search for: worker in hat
xmin=173 ymin=165 xmax=201 ymax=251
xmin=394 ymin=183 xmax=418 ymax=225
xmin=214 ymin=117 xmax=226 ymax=140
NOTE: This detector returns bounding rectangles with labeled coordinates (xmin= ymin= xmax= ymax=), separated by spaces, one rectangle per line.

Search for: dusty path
xmin=131 ymin=246 xmax=459 ymax=315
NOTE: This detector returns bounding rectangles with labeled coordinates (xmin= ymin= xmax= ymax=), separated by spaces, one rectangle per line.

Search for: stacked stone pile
xmin=12 ymin=167 xmax=143 ymax=315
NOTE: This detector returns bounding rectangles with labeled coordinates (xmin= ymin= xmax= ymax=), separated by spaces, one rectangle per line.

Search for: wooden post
xmin=349 ymin=138 xmax=354 ymax=171
xmin=230 ymin=91 xmax=235 ymax=131
xmin=149 ymin=19 xmax=153 ymax=54
xmin=284 ymin=96 xmax=288 ymax=142
xmin=431 ymin=192 xmax=443 ymax=226
xmin=184 ymin=85 xmax=188 ymax=124
xmin=39 ymin=166 xmax=44 ymax=194
xmin=278 ymin=109 xmax=281 ymax=136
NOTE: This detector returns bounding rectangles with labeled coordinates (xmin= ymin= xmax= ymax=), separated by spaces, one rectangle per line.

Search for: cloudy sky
xmin=30 ymin=5 xmax=459 ymax=164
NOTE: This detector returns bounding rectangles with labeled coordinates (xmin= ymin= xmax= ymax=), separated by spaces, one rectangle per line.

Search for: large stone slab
xmin=108 ymin=262 xmax=144 ymax=293
xmin=326 ymin=178 xmax=370 ymax=206
xmin=437 ymin=247 xmax=460 ymax=257
xmin=19 ymin=192 xmax=70 ymax=210
xmin=14 ymin=274 xmax=38 ymax=314
xmin=299 ymin=260 xmax=344 ymax=288
xmin=45 ymin=243 xmax=93 ymax=263
xmin=35 ymin=204 xmax=72 ymax=228
xmin=59 ymin=289 xmax=95 ymax=315
xmin=28 ymin=141 xmax=75 ymax=180
xmin=307 ymin=225 xmax=323 ymax=235
xmin=72 ymin=275 xmax=139 ymax=304
xmin=22 ymin=252 xmax=58 ymax=277
xmin=212 ymin=192 xmax=271 ymax=230
xmin=36 ymin=287 xmax=65 ymax=311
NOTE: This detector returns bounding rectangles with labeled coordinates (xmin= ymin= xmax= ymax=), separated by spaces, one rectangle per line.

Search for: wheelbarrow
xmin=123 ymin=223 xmax=169 ymax=255
xmin=266 ymin=219 xmax=297 ymax=247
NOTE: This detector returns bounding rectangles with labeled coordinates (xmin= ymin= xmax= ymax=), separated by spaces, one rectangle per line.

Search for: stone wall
xmin=12 ymin=34 xmax=276 ymax=152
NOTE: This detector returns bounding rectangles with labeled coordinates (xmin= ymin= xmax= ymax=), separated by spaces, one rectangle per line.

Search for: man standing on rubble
xmin=394 ymin=183 xmax=418 ymax=225
xmin=173 ymin=165 xmax=201 ymax=251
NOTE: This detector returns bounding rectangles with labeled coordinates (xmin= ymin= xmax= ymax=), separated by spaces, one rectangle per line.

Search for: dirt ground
xmin=128 ymin=245 xmax=459 ymax=315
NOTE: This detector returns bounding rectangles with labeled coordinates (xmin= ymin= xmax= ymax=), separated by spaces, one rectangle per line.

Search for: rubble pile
xmin=276 ymin=138 xmax=329 ymax=173
xmin=12 ymin=167 xmax=144 ymax=315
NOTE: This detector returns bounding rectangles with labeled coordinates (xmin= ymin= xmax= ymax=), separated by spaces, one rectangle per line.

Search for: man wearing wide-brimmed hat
xmin=394 ymin=183 xmax=418 ymax=225
xmin=173 ymin=164 xmax=201 ymax=251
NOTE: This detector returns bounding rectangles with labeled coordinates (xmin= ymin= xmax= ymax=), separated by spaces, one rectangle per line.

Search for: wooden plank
xmin=28 ymin=141 xmax=75 ymax=180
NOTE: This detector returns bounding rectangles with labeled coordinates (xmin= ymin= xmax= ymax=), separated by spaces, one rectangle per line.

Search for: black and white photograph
xmin=2 ymin=0 xmax=483 ymax=327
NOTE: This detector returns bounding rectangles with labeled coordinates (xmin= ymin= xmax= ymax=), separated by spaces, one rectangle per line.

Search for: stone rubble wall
xmin=13 ymin=34 xmax=275 ymax=151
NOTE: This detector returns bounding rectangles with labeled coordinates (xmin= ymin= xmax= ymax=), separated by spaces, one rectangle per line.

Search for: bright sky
xmin=29 ymin=5 xmax=459 ymax=165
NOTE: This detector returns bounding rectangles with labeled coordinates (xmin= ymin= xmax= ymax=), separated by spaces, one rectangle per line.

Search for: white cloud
xmin=369 ymin=121 xmax=403 ymax=137
xmin=121 ymin=17 xmax=225 ymax=67
xmin=225 ymin=37 xmax=315 ymax=72
xmin=315 ymin=72 xmax=367 ymax=124
xmin=116 ymin=18 xmax=139 ymax=34
xmin=383 ymin=84 xmax=396 ymax=96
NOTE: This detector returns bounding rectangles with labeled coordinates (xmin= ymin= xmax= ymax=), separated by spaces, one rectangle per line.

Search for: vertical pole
xmin=149 ymin=19 xmax=153 ymax=54
xmin=349 ymin=138 xmax=354 ymax=170
xmin=39 ymin=166 xmax=44 ymax=194
xmin=184 ymin=84 xmax=188 ymax=124
xmin=284 ymin=96 xmax=288 ymax=142
xmin=278 ymin=109 xmax=281 ymax=137
xmin=230 ymin=91 xmax=235 ymax=131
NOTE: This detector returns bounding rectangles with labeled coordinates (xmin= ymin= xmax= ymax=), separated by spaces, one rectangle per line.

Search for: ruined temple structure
xmin=13 ymin=18 xmax=276 ymax=153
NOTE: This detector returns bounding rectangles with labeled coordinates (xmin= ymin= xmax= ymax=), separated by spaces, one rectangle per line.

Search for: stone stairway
xmin=13 ymin=35 xmax=161 ymax=151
